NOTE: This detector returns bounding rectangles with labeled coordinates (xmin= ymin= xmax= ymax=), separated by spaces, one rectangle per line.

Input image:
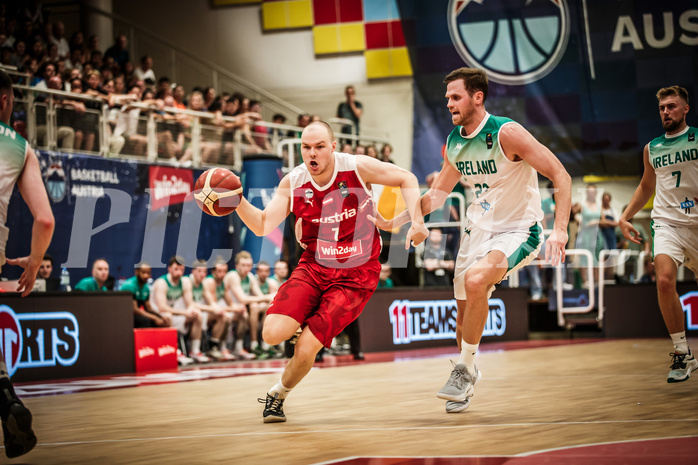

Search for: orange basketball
xmin=193 ymin=168 xmax=243 ymax=216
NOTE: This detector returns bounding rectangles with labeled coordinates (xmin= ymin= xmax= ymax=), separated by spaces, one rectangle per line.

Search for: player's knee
xmin=463 ymin=272 xmax=489 ymax=296
xmin=656 ymin=273 xmax=675 ymax=294
xmin=262 ymin=325 xmax=284 ymax=346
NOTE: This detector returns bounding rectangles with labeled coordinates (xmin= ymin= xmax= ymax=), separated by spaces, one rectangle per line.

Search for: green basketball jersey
xmin=149 ymin=274 xmax=184 ymax=311
xmin=445 ymin=114 xmax=542 ymax=232
xmin=189 ymin=275 xmax=204 ymax=303
xmin=0 ymin=121 xmax=28 ymax=265
xmin=120 ymin=276 xmax=150 ymax=305
xmin=648 ymin=126 xmax=698 ymax=227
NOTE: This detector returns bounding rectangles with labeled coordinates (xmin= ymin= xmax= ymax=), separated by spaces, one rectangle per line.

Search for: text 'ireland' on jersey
xmin=290 ymin=152 xmax=381 ymax=268
xmin=649 ymin=126 xmax=698 ymax=228
xmin=445 ymin=113 xmax=543 ymax=233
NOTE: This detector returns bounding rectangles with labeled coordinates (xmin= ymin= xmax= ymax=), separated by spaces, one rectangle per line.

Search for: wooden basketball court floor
xmin=10 ymin=337 xmax=698 ymax=464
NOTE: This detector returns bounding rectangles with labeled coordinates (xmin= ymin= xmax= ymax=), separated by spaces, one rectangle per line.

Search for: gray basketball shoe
xmin=437 ymin=362 xmax=481 ymax=402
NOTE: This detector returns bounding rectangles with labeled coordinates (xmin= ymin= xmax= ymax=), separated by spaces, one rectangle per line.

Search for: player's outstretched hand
xmin=544 ymin=229 xmax=568 ymax=267
xmin=5 ymin=256 xmax=39 ymax=297
xmin=368 ymin=210 xmax=410 ymax=232
xmin=406 ymin=222 xmax=429 ymax=249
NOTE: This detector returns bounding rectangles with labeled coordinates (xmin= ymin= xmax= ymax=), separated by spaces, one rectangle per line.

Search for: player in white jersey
xmin=0 ymin=69 xmax=55 ymax=457
xmin=619 ymin=85 xmax=698 ymax=383
xmin=375 ymin=68 xmax=571 ymax=413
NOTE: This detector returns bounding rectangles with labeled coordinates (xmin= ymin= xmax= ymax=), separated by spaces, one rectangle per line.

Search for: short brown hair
xmin=444 ymin=67 xmax=489 ymax=102
xmin=656 ymin=85 xmax=688 ymax=104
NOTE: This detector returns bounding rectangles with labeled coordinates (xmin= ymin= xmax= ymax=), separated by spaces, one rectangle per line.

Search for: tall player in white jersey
xmin=234 ymin=121 xmax=428 ymax=423
xmin=620 ymin=85 xmax=698 ymax=383
xmin=376 ymin=68 xmax=571 ymax=413
xmin=0 ymin=69 xmax=55 ymax=457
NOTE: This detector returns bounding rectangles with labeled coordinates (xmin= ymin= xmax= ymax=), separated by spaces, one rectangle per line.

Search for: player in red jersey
xmin=235 ymin=120 xmax=428 ymax=423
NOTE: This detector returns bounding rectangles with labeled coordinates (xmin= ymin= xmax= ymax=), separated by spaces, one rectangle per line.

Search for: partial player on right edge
xmin=619 ymin=85 xmax=698 ymax=383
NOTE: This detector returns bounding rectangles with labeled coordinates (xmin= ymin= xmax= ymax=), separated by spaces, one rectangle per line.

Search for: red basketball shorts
xmin=267 ymin=255 xmax=380 ymax=347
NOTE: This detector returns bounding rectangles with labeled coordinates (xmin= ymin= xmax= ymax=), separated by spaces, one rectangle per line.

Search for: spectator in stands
xmin=242 ymin=100 xmax=271 ymax=154
xmin=31 ymin=61 xmax=54 ymax=89
xmin=80 ymin=69 xmax=108 ymax=152
xmin=104 ymin=34 xmax=129 ymax=69
xmin=600 ymin=192 xmax=619 ymax=250
xmin=87 ymin=34 xmax=100 ymax=55
xmin=113 ymin=74 xmax=125 ymax=95
xmin=36 ymin=75 xmax=78 ymax=151
xmin=172 ymin=84 xmax=186 ymax=109
xmin=576 ymin=184 xmax=604 ymax=287
xmin=340 ymin=142 xmax=353 ymax=154
xmin=156 ymin=77 xmax=172 ymax=99
xmin=25 ymin=1 xmax=46 ymax=31
xmin=108 ymin=84 xmax=146 ymax=155
xmin=354 ymin=144 xmax=366 ymax=155
xmin=365 ymin=145 xmax=378 ymax=159
xmin=186 ymin=260 xmax=232 ymax=361
xmin=75 ymin=258 xmax=109 ymax=291
xmin=203 ymin=260 xmax=247 ymax=361
xmin=51 ymin=21 xmax=69 ymax=58
xmin=421 ymin=228 xmax=455 ymax=287
xmin=65 ymin=48 xmax=83 ymax=73
xmin=69 ymin=31 xmax=84 ymax=53
xmin=272 ymin=260 xmax=289 ymax=284
xmin=11 ymin=40 xmax=29 ymax=69
xmin=203 ymin=86 xmax=217 ymax=111
xmin=336 ymin=85 xmax=362 ymax=143
xmin=121 ymin=263 xmax=169 ymax=328
xmin=224 ymin=251 xmax=273 ymax=360
xmin=380 ymin=143 xmax=395 ymax=163
xmin=134 ymin=54 xmax=156 ymax=86
xmin=30 ymin=37 xmax=47 ymax=65
xmin=252 ymin=260 xmax=280 ymax=358
xmin=3 ymin=20 xmax=18 ymax=49
xmin=150 ymin=256 xmax=209 ymax=364
xmin=378 ymin=262 xmax=394 ymax=288
xmin=122 ymin=60 xmax=135 ymax=84
xmin=89 ymin=50 xmax=103 ymax=71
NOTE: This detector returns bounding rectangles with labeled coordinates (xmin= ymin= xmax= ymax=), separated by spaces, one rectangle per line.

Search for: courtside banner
xmin=397 ymin=0 xmax=698 ymax=181
xmin=3 ymin=151 xmax=240 ymax=285
xmin=0 ymin=293 xmax=134 ymax=382
xmin=359 ymin=287 xmax=528 ymax=352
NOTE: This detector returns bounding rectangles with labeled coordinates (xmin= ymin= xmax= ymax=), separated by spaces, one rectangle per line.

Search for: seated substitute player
xmin=121 ymin=262 xmax=169 ymax=328
xmin=272 ymin=260 xmax=289 ymax=284
xmin=203 ymin=259 xmax=245 ymax=361
xmin=150 ymin=256 xmax=209 ymax=364
xmin=252 ymin=260 xmax=280 ymax=358
xmin=186 ymin=260 xmax=232 ymax=360
xmin=224 ymin=251 xmax=273 ymax=360
xmin=74 ymin=258 xmax=110 ymax=291
xmin=233 ymin=120 xmax=428 ymax=423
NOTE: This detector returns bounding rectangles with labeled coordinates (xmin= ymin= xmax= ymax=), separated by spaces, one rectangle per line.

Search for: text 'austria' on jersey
xmin=290 ymin=154 xmax=381 ymax=268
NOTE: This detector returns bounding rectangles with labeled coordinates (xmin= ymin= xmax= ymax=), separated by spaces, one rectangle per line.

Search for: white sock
xmin=269 ymin=379 xmax=292 ymax=399
xmin=457 ymin=340 xmax=479 ymax=374
xmin=262 ymin=341 xmax=270 ymax=350
xmin=235 ymin=340 xmax=244 ymax=352
xmin=191 ymin=339 xmax=201 ymax=355
xmin=671 ymin=332 xmax=689 ymax=354
xmin=251 ymin=341 xmax=260 ymax=350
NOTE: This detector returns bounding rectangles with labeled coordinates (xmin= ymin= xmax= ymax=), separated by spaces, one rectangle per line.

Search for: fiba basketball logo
xmin=448 ymin=0 xmax=570 ymax=85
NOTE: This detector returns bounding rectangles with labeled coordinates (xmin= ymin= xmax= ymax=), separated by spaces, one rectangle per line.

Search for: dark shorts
xmin=267 ymin=255 xmax=380 ymax=347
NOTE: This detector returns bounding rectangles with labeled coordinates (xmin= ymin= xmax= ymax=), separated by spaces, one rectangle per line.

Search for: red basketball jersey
xmin=290 ymin=152 xmax=381 ymax=268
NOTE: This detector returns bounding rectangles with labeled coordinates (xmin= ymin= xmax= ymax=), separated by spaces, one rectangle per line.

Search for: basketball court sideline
xmin=10 ymin=338 xmax=698 ymax=464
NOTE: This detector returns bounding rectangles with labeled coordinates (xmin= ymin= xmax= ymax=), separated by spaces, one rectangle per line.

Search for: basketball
xmin=193 ymin=168 xmax=243 ymax=216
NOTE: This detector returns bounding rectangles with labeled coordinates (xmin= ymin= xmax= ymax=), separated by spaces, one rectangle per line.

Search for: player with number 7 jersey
xmin=620 ymin=85 xmax=698 ymax=384
xmin=233 ymin=120 xmax=428 ymax=423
